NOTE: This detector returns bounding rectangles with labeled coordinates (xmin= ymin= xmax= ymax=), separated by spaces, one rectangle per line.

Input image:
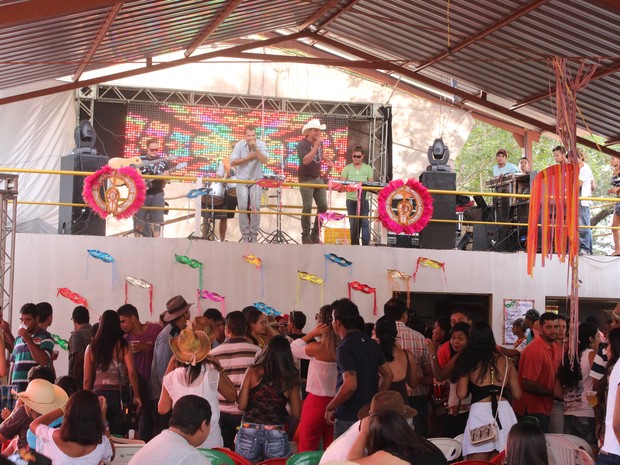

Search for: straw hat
xmin=605 ymin=303 xmax=620 ymax=322
xmin=192 ymin=316 xmax=215 ymax=343
xmin=169 ymin=323 xmax=211 ymax=366
xmin=17 ymin=379 xmax=69 ymax=415
xmin=163 ymin=295 xmax=193 ymax=322
xmin=302 ymin=118 xmax=326 ymax=135
xmin=357 ymin=390 xmax=417 ymax=420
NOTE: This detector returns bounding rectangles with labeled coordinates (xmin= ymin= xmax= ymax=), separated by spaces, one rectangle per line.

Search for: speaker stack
xmin=418 ymin=171 xmax=456 ymax=249
xmin=58 ymin=153 xmax=108 ymax=235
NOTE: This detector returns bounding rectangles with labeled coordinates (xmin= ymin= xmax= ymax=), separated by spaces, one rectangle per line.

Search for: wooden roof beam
xmin=512 ymin=61 xmax=620 ymax=110
xmin=307 ymin=32 xmax=620 ymax=157
xmin=72 ymin=3 xmax=123 ymax=82
xmin=184 ymin=0 xmax=243 ymax=58
xmin=0 ymin=0 xmax=131 ymax=27
xmin=415 ymin=0 xmax=549 ymax=72
xmin=298 ymin=0 xmax=361 ymax=31
xmin=0 ymin=32 xmax=308 ymax=106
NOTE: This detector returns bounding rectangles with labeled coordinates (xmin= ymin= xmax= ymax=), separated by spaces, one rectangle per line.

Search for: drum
xmin=211 ymin=182 xmax=225 ymax=206
xmin=226 ymin=185 xmax=237 ymax=198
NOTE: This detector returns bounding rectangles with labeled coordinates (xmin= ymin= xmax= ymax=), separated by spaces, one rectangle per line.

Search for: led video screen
xmin=124 ymin=102 xmax=350 ymax=183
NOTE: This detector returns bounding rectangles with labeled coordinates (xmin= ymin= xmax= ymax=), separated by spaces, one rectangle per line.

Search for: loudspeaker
xmin=387 ymin=232 xmax=419 ymax=248
xmin=418 ymin=171 xmax=456 ymax=249
xmin=58 ymin=153 xmax=108 ymax=235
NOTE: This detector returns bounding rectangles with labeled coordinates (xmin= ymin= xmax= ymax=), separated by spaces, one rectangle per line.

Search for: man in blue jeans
xmin=325 ymin=298 xmax=393 ymax=439
xmin=297 ymin=118 xmax=332 ymax=244
xmin=341 ymin=146 xmax=374 ymax=245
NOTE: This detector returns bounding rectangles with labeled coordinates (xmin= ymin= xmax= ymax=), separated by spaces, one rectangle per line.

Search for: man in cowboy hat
xmin=297 ymin=118 xmax=333 ymax=244
xmin=129 ymin=394 xmax=213 ymax=465
xmin=148 ymin=295 xmax=192 ymax=436
xmin=319 ymin=390 xmax=416 ymax=464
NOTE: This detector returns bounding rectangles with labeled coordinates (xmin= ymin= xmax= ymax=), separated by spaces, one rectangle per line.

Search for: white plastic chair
xmin=453 ymin=433 xmax=464 ymax=445
xmin=428 ymin=437 xmax=462 ymax=461
xmin=545 ymin=433 xmax=593 ymax=457
xmin=545 ymin=434 xmax=594 ymax=465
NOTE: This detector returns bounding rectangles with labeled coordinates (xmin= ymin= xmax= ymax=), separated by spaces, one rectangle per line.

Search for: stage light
xmin=73 ymin=120 xmax=98 ymax=155
xmin=427 ymin=138 xmax=450 ymax=172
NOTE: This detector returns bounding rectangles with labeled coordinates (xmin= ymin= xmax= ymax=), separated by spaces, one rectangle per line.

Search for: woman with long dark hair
xmin=237 ymin=335 xmax=301 ymax=462
xmin=29 ymin=390 xmax=113 ymax=465
xmin=427 ymin=321 xmax=471 ymax=438
xmin=347 ymin=409 xmax=447 ymax=465
xmin=556 ymin=321 xmax=599 ymax=454
xmin=505 ymin=421 xmax=548 ymax=465
xmin=158 ymin=323 xmax=236 ymax=449
xmin=451 ymin=320 xmax=520 ymax=461
xmin=291 ymin=304 xmax=338 ymax=452
xmin=245 ymin=307 xmax=269 ymax=348
xmin=374 ymin=316 xmax=419 ymax=403
xmin=83 ymin=310 xmax=141 ymax=436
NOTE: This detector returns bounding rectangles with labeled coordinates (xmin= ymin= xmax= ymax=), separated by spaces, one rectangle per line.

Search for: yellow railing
xmin=2 ymin=167 xmax=620 ymax=231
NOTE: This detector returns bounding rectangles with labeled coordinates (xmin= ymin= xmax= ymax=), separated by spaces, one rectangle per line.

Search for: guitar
xmin=107 ymin=156 xmax=187 ymax=186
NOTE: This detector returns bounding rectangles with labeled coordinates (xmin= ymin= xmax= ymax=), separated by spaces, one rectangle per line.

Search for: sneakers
xmin=301 ymin=235 xmax=312 ymax=244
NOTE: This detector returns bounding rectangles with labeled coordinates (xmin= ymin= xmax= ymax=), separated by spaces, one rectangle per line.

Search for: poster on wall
xmin=503 ymin=299 xmax=535 ymax=345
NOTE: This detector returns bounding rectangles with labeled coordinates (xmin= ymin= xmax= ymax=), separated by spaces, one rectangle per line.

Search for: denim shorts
xmin=235 ymin=424 xmax=291 ymax=462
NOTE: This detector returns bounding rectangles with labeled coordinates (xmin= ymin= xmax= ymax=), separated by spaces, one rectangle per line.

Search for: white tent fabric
xmin=0 ymin=81 xmax=75 ymax=231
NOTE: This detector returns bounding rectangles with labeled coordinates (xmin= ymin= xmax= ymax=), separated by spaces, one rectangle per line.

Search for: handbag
xmin=469 ymin=356 xmax=508 ymax=445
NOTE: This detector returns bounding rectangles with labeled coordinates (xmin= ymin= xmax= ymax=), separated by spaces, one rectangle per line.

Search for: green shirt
xmin=341 ymin=163 xmax=373 ymax=200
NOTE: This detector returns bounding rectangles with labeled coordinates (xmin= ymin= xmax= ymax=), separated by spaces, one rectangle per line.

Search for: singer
xmin=230 ymin=126 xmax=269 ymax=243
xmin=297 ymin=118 xmax=333 ymax=244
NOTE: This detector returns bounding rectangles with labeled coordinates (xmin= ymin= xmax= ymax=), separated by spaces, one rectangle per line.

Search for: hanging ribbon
xmin=243 ymin=254 xmax=264 ymax=296
xmin=257 ymin=179 xmax=283 ymax=189
xmin=57 ymin=288 xmax=88 ymax=308
xmin=51 ymin=334 xmax=69 ymax=351
xmin=197 ymin=289 xmax=226 ymax=315
xmin=254 ymin=302 xmax=281 ymax=316
xmin=413 ymin=257 xmax=447 ymax=285
xmin=348 ymin=281 xmax=377 ymax=315
xmin=175 ymin=254 xmax=204 ymax=298
xmin=187 ymin=187 xmax=212 ymax=198
xmin=124 ymin=276 xmax=153 ymax=315
xmin=86 ymin=249 xmax=118 ymax=286
xmin=324 ymin=253 xmax=353 ymax=283
xmin=297 ymin=271 xmax=324 ymax=308
xmin=387 ymin=269 xmax=413 ymax=307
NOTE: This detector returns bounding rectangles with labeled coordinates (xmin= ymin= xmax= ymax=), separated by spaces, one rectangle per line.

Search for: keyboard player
xmin=493 ymin=149 xmax=520 ymax=176
xmin=489 ymin=149 xmax=520 ymax=222
xmin=341 ymin=146 xmax=374 ymax=245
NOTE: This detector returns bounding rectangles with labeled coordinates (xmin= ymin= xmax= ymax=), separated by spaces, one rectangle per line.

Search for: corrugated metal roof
xmin=0 ymin=0 xmax=619 ymax=148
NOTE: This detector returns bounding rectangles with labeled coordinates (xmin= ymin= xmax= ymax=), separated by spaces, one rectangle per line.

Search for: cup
xmin=585 ymin=390 xmax=598 ymax=408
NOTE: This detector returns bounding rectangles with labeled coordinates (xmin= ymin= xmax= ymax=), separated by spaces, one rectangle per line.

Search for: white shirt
xmin=290 ymin=338 xmax=337 ymax=397
xmin=35 ymin=425 xmax=112 ymax=465
xmin=602 ymin=360 xmax=620 ymax=455
xmin=163 ymin=365 xmax=223 ymax=449
xmin=128 ymin=429 xmax=211 ymax=465
xmin=579 ymin=162 xmax=594 ymax=206
xmin=318 ymin=420 xmax=361 ymax=464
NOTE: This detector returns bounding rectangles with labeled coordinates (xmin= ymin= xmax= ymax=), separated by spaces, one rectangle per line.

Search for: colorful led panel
xmin=124 ymin=102 xmax=350 ymax=183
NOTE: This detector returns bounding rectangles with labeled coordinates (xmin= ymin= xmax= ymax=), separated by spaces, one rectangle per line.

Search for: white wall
xmin=11 ymin=233 xmax=619 ymax=376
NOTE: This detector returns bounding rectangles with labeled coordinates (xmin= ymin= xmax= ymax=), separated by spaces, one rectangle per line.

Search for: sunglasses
xmin=353 ymin=155 xmax=363 ymax=159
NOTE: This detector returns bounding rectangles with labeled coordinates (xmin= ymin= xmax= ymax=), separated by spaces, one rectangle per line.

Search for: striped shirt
xmin=210 ymin=337 xmax=260 ymax=414
xmin=10 ymin=329 xmax=53 ymax=392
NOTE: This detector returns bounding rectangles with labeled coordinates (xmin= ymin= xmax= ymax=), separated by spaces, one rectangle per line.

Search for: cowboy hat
xmin=605 ymin=303 xmax=620 ymax=322
xmin=163 ymin=295 xmax=193 ymax=322
xmin=302 ymin=118 xmax=326 ymax=135
xmin=357 ymin=390 xmax=417 ymax=420
xmin=192 ymin=316 xmax=216 ymax=343
xmin=17 ymin=379 xmax=69 ymax=415
xmin=169 ymin=323 xmax=211 ymax=366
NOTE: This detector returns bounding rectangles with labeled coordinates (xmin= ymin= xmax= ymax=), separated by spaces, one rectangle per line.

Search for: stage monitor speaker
xmin=418 ymin=171 xmax=456 ymax=249
xmin=387 ymin=232 xmax=419 ymax=248
xmin=58 ymin=153 xmax=108 ymax=235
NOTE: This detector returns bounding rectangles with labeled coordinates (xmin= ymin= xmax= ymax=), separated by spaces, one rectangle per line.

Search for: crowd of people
xmin=0 ymin=297 xmax=618 ymax=464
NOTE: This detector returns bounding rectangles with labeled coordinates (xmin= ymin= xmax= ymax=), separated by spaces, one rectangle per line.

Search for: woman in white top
xmin=557 ymin=322 xmax=599 ymax=455
xmin=596 ymin=327 xmax=620 ymax=465
xmin=29 ymin=390 xmax=113 ymax=465
xmin=158 ymin=323 xmax=236 ymax=449
xmin=290 ymin=305 xmax=338 ymax=452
